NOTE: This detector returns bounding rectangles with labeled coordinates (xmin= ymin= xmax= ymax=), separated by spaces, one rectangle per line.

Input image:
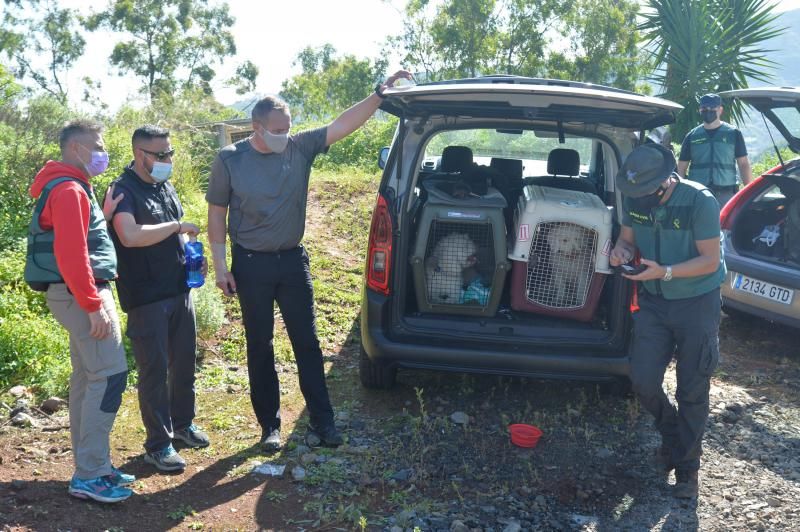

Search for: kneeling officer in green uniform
xmin=610 ymin=144 xmax=726 ymax=499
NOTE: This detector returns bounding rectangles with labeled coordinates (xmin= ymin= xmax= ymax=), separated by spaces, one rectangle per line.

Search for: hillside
xmin=737 ymin=8 xmax=800 ymax=158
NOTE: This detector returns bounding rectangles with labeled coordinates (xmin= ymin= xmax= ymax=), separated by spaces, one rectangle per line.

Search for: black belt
xmin=233 ymin=243 xmax=303 ymax=256
xmin=709 ymin=185 xmax=737 ymax=192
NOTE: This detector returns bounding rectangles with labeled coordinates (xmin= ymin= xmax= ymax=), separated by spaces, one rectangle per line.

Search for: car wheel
xmin=359 ymin=344 xmax=397 ymax=389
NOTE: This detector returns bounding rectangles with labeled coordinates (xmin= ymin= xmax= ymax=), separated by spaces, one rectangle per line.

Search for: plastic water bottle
xmin=184 ymin=237 xmax=205 ymax=288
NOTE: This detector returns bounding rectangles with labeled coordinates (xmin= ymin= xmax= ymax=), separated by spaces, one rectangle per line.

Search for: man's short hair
xmin=252 ymin=96 xmax=289 ymax=123
xmin=59 ymin=119 xmax=104 ymax=152
xmin=132 ymin=124 xmax=170 ymax=146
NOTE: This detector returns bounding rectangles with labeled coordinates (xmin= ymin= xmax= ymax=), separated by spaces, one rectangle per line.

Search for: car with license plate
xmin=717 ymin=87 xmax=800 ymax=329
xmin=359 ymin=75 xmax=683 ymax=389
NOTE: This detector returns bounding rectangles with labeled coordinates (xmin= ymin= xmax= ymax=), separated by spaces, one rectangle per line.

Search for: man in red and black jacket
xmin=24 ymin=120 xmax=134 ymax=504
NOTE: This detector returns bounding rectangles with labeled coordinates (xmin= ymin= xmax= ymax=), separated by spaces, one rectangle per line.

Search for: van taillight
xmin=366 ymin=194 xmax=392 ymax=295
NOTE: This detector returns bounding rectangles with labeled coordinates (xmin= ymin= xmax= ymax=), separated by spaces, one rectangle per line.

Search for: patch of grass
xmin=167 ymin=505 xmax=196 ymax=521
xmin=305 ymin=460 xmax=348 ymax=486
xmin=194 ymin=364 xmax=248 ymax=390
xmin=612 ymin=493 xmax=635 ymax=521
xmin=264 ymin=490 xmax=287 ymax=502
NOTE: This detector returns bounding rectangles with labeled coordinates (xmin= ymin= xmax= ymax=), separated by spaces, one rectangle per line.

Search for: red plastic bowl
xmin=509 ymin=424 xmax=543 ymax=448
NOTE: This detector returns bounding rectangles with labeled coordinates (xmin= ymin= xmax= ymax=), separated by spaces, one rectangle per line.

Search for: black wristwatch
xmin=374 ymin=83 xmax=387 ymax=99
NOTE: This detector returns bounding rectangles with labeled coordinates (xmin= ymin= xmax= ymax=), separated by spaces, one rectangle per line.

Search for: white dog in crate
xmin=424 ymin=232 xmax=478 ymax=304
xmin=545 ymin=223 xmax=593 ymax=306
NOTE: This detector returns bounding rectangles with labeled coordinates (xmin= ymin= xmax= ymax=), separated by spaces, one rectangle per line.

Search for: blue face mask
xmin=150 ymin=161 xmax=173 ymax=183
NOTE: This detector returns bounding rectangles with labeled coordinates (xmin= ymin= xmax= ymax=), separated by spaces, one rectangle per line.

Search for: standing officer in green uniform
xmin=677 ymin=93 xmax=752 ymax=206
xmin=610 ymin=143 xmax=726 ymax=499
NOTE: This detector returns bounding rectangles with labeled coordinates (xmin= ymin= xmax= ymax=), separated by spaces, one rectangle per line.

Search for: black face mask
xmin=632 ymin=185 xmax=666 ymax=210
xmin=701 ymin=109 xmax=718 ymax=124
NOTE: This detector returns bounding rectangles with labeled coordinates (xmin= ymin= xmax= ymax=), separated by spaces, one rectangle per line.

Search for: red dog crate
xmin=508 ymin=185 xmax=613 ymax=322
xmin=510 ymin=260 xmax=607 ymax=322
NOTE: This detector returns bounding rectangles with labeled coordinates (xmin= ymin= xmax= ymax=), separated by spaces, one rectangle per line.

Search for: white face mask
xmin=261 ymin=129 xmax=289 ymax=153
xmin=150 ymin=161 xmax=173 ymax=182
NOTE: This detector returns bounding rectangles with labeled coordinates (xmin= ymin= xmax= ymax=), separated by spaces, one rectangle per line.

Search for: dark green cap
xmin=616 ymin=144 xmax=676 ymax=198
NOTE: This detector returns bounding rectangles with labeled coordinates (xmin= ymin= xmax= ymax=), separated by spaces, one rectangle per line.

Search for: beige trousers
xmin=46 ymin=283 xmax=128 ymax=479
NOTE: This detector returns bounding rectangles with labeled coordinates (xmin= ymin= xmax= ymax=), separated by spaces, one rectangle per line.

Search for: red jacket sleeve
xmin=48 ymin=183 xmax=102 ymax=313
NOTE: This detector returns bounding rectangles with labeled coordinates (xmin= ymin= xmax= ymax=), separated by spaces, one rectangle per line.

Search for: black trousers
xmin=127 ymin=292 xmax=197 ymax=453
xmin=629 ymin=288 xmax=721 ymax=473
xmin=232 ymin=244 xmax=335 ymax=433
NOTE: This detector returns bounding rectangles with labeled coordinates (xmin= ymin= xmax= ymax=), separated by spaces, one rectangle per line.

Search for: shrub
xmin=752 ymin=146 xmax=795 ymax=178
xmin=296 ymin=116 xmax=397 ymax=173
xmin=0 ymin=96 xmax=73 ymax=248
xmin=0 ymin=283 xmax=70 ymax=397
xmin=193 ymin=281 xmax=226 ymax=339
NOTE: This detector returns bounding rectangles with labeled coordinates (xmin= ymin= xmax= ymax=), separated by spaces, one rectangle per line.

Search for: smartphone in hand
xmin=615 ymin=262 xmax=648 ymax=275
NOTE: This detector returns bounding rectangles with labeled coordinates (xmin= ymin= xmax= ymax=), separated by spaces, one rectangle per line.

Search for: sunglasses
xmin=140 ymin=148 xmax=175 ymax=161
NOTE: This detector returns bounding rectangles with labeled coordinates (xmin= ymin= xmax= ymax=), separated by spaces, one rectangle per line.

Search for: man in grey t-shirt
xmin=207 ymin=69 xmax=411 ymax=452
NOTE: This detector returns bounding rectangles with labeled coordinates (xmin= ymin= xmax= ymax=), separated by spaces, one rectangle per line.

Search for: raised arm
xmin=325 ymin=70 xmax=413 ymax=146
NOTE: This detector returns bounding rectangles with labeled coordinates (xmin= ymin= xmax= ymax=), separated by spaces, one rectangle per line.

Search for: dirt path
xmin=1 ymin=313 xmax=799 ymax=531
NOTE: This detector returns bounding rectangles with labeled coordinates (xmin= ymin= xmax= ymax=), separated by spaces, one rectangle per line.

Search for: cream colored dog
xmin=545 ymin=223 xmax=593 ymax=306
xmin=424 ymin=232 xmax=478 ymax=304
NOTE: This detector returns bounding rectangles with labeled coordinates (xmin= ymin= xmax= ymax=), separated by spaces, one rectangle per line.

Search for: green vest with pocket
xmin=686 ymin=123 xmax=738 ymax=187
xmin=24 ymin=177 xmax=117 ymax=291
xmin=622 ymin=181 xmax=726 ymax=300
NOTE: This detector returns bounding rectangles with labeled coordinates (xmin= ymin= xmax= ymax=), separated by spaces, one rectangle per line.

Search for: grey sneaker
xmin=260 ymin=428 xmax=281 ymax=452
xmin=173 ymin=424 xmax=210 ymax=448
xmin=144 ymin=444 xmax=186 ymax=472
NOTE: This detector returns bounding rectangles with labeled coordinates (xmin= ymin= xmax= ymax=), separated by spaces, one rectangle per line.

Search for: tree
xmin=0 ymin=0 xmax=86 ymax=102
xmin=429 ymin=0 xmax=498 ymax=78
xmin=549 ymin=0 xmax=646 ymax=91
xmin=396 ymin=0 xmax=498 ymax=81
xmin=641 ymin=0 xmax=785 ymax=139
xmin=395 ymin=0 xmax=646 ymax=90
xmin=493 ymin=0 xmax=571 ymax=78
xmin=0 ymin=64 xmax=22 ymax=109
xmin=227 ymin=60 xmax=259 ymax=96
xmin=85 ymin=0 xmax=236 ymax=101
xmin=280 ymin=45 xmax=388 ymax=122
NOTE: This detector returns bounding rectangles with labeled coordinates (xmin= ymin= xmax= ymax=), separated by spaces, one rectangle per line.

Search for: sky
xmin=43 ymin=0 xmax=408 ymax=111
xmin=10 ymin=0 xmax=800 ymax=112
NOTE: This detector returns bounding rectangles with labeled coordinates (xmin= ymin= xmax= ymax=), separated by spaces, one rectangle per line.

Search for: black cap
xmin=698 ymin=93 xmax=721 ymax=108
xmin=616 ymin=144 xmax=676 ymax=198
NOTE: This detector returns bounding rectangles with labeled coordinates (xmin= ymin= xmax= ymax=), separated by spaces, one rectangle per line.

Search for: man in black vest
xmin=107 ymin=125 xmax=209 ymax=472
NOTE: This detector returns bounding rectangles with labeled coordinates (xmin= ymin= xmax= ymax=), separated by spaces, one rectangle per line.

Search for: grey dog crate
xmin=410 ymin=180 xmax=510 ymax=316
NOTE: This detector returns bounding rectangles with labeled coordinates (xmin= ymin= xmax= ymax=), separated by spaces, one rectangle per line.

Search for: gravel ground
xmin=1 ymin=313 xmax=798 ymax=531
